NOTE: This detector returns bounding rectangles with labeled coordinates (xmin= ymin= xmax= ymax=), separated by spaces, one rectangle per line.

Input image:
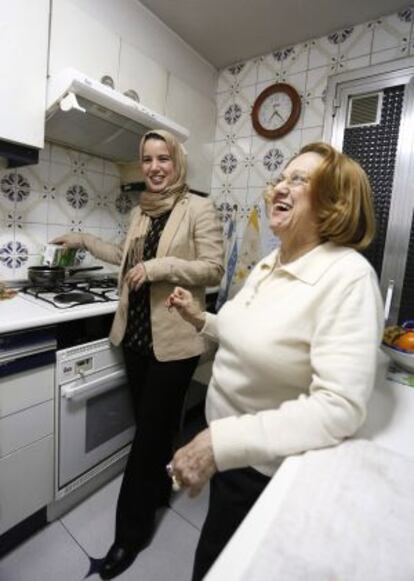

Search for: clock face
xmin=258 ymin=92 xmax=293 ymax=131
xmin=251 ymin=83 xmax=301 ymax=139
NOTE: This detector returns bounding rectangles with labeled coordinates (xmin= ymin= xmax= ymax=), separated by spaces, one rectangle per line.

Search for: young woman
xmin=52 ymin=129 xmax=224 ymax=579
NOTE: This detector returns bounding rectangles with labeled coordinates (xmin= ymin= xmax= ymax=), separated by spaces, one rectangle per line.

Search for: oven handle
xmin=61 ymin=369 xmax=127 ymax=402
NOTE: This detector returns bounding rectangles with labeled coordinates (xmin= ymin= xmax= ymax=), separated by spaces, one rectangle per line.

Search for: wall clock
xmin=251 ymin=82 xmax=301 ymax=139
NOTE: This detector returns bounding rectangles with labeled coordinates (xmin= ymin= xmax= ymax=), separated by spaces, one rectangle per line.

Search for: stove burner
xmin=54 ymin=291 xmax=97 ymax=304
xmin=21 ymin=276 xmax=119 ymax=309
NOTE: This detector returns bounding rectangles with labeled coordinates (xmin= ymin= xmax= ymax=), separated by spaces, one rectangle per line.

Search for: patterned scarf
xmin=127 ymin=187 xmax=187 ymax=268
xmin=126 ymin=128 xmax=188 ymax=268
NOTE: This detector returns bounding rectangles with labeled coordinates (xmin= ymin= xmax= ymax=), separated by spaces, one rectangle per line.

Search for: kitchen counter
xmin=0 ymin=294 xmax=117 ymax=334
xmin=205 ymin=355 xmax=414 ymax=580
xmin=0 ymin=285 xmax=220 ymax=335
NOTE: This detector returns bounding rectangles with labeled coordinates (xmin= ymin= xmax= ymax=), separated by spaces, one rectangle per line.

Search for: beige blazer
xmin=82 ymin=193 xmax=224 ymax=361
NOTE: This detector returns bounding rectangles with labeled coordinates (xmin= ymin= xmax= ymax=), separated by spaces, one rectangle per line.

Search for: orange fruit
xmin=394 ymin=331 xmax=414 ymax=351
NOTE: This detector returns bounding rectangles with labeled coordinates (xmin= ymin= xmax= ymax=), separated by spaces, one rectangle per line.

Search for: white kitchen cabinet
xmin=0 ymin=400 xmax=53 ymax=458
xmin=0 ymin=358 xmax=54 ymax=535
xmin=118 ymin=41 xmax=168 ymax=114
xmin=0 ymin=0 xmax=49 ymax=148
xmin=0 ymin=436 xmax=54 ymax=536
xmin=49 ymin=0 xmax=121 ymax=87
xmin=0 ymin=363 xmax=54 ymax=417
xmin=165 ymin=75 xmax=217 ymax=193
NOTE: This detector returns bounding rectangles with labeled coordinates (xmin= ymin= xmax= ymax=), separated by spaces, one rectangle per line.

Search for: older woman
xmin=51 ymin=129 xmax=224 ymax=580
xmin=166 ymin=142 xmax=384 ymax=581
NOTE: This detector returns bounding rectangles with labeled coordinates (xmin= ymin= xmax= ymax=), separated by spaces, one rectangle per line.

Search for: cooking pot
xmin=27 ymin=266 xmax=104 ymax=287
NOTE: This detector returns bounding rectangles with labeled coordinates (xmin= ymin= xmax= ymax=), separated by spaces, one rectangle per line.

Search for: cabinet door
xmin=0 ymin=0 xmax=49 ymax=147
xmin=0 ymin=400 xmax=53 ymax=458
xmin=165 ymin=75 xmax=217 ymax=193
xmin=118 ymin=41 xmax=168 ymax=114
xmin=325 ymin=65 xmax=414 ymax=324
xmin=0 ymin=362 xmax=54 ymax=418
xmin=49 ymin=0 xmax=120 ymax=86
xmin=0 ymin=436 xmax=54 ymax=535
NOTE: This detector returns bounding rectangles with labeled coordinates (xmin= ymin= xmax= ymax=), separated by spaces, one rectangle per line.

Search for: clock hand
xmin=274 ymin=109 xmax=285 ymax=122
xmin=268 ymin=108 xmax=285 ymax=124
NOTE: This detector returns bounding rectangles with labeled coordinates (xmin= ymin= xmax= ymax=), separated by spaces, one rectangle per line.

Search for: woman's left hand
xmin=171 ymin=429 xmax=217 ymax=497
xmin=124 ymin=263 xmax=147 ymax=291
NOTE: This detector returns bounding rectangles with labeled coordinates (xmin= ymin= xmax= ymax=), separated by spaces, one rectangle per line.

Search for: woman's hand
xmin=170 ymin=429 xmax=217 ymax=497
xmin=50 ymin=234 xmax=84 ymax=249
xmin=166 ymin=287 xmax=206 ymax=331
xmin=124 ymin=263 xmax=147 ymax=291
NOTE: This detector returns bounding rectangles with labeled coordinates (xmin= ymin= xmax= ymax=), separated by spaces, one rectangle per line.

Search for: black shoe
xmin=99 ymin=544 xmax=139 ymax=580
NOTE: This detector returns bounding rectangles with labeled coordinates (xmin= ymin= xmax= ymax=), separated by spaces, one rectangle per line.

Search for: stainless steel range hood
xmin=45 ymin=68 xmax=189 ymax=163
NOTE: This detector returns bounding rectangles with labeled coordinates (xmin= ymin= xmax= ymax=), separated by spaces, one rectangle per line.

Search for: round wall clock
xmin=251 ymin=82 xmax=301 ymax=139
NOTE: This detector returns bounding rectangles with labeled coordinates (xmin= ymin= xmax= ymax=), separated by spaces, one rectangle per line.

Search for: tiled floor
xmin=0 ymin=474 xmax=209 ymax=581
xmin=0 ymin=406 xmax=210 ymax=581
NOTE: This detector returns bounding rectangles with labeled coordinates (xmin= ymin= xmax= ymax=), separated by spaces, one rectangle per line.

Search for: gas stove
xmin=20 ymin=276 xmax=119 ymax=310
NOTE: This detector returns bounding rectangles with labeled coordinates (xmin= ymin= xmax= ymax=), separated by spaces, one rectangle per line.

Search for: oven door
xmin=57 ymin=345 xmax=135 ymax=491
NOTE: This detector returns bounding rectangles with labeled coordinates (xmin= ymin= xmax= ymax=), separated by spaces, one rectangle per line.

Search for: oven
xmin=10 ymin=277 xmax=135 ymax=520
xmin=55 ymin=337 xmax=135 ymax=500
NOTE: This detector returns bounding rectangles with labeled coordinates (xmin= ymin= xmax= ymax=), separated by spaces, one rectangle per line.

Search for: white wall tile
xmin=370 ymin=46 xmax=408 ymax=65
xmin=338 ymin=23 xmax=373 ymax=61
xmin=305 ymin=66 xmax=329 ymax=98
xmin=257 ymin=54 xmax=281 ymax=84
xmin=302 ymin=97 xmax=325 ymax=128
xmin=300 ymin=126 xmax=324 ymax=147
xmin=280 ymin=43 xmax=310 ymax=74
xmin=15 ymin=225 xmax=48 ymax=256
xmin=308 ymin=36 xmax=338 ymax=69
xmin=372 ymin=12 xmax=412 ymax=52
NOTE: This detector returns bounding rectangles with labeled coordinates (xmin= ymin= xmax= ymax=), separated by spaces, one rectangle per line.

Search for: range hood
xmin=45 ymin=68 xmax=189 ymax=163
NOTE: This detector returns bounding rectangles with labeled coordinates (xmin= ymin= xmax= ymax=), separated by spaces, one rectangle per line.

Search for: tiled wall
xmin=1 ymin=8 xmax=413 ymax=284
xmin=211 ymin=8 xmax=414 ymax=262
xmin=0 ymin=143 xmax=136 ymax=281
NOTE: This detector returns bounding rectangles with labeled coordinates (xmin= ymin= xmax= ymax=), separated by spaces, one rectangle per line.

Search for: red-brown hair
xmin=295 ymin=142 xmax=375 ymax=250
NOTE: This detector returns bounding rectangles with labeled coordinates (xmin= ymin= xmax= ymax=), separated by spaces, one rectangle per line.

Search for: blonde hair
xmin=139 ymin=129 xmax=188 ymax=194
xmin=266 ymin=142 xmax=376 ymax=250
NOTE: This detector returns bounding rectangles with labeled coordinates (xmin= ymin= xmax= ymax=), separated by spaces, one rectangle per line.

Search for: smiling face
xmin=269 ymin=151 xmax=323 ymax=243
xmin=141 ymin=138 xmax=176 ymax=193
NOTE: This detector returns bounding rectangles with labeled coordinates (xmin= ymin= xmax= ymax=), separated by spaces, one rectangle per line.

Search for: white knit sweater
xmin=202 ymin=242 xmax=384 ymax=476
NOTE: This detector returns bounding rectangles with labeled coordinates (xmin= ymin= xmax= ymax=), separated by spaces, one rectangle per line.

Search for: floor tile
xmin=0 ymin=520 xmax=90 ymax=581
xmin=60 ymin=474 xmax=122 ymax=556
xmin=170 ymin=484 xmax=210 ymax=530
xmin=124 ymin=509 xmax=200 ymax=581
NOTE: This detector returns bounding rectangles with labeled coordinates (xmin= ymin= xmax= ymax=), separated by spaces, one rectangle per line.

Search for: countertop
xmin=0 ymin=285 xmax=219 ymax=334
xmin=0 ymin=294 xmax=117 ymax=334
xmin=205 ymin=355 xmax=414 ymax=581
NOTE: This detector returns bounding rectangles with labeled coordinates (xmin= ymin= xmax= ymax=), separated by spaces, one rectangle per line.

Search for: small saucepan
xmin=27 ymin=266 xmax=104 ymax=287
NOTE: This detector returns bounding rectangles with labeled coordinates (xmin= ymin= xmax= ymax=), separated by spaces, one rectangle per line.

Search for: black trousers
xmin=192 ymin=467 xmax=270 ymax=581
xmin=115 ymin=345 xmax=199 ymax=549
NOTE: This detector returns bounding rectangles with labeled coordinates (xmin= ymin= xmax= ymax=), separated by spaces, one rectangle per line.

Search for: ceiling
xmin=138 ymin=0 xmax=411 ymax=69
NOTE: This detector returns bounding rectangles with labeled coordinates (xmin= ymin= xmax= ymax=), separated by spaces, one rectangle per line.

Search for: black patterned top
xmin=123 ymin=211 xmax=171 ymax=354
